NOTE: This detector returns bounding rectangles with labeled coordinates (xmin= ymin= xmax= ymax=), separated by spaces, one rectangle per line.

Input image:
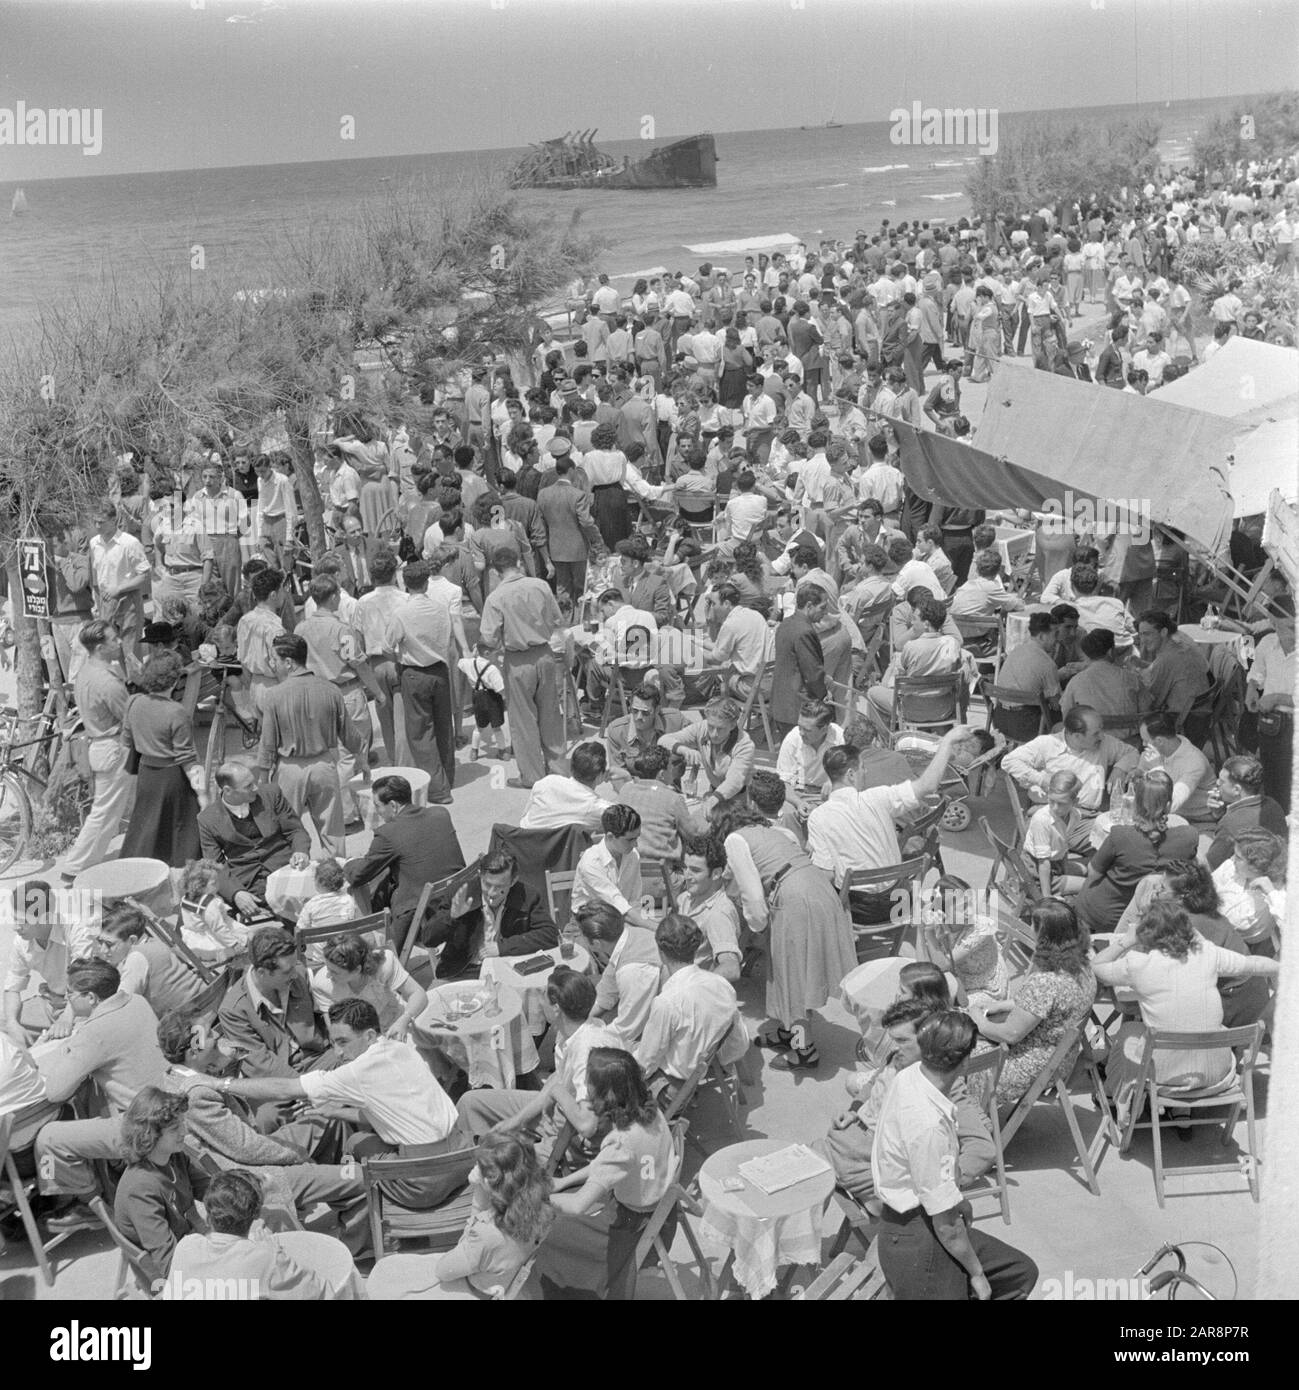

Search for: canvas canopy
xmin=890 ymin=360 xmax=1236 ymax=552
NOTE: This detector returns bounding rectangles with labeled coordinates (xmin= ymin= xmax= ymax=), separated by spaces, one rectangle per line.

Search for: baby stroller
xmin=888 ymin=729 xmax=1003 ymax=832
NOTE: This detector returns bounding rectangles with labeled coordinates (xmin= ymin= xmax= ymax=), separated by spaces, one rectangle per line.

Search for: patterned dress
xmin=994 ymin=966 xmax=1097 ymax=1108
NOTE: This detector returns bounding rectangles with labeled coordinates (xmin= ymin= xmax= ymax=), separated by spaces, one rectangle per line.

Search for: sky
xmin=1 ymin=0 xmax=1295 ymax=180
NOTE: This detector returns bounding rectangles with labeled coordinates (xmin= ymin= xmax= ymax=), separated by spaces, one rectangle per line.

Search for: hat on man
xmin=546 ymin=437 xmax=573 ymax=457
xmin=142 ymin=622 xmax=175 ymax=644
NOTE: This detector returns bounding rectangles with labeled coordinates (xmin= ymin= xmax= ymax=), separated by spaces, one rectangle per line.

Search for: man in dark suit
xmin=616 ymin=537 xmax=676 ymax=627
xmin=343 ymin=773 xmax=466 ymax=948
xmin=431 ymin=850 xmax=558 ymax=978
xmin=197 ymin=763 xmax=311 ymax=911
xmin=327 ymin=512 xmax=396 ymax=598
xmin=536 ymin=448 xmax=604 ymax=615
xmin=1205 ymin=754 xmax=1288 ymax=869
xmin=771 ymin=583 xmax=830 ymax=739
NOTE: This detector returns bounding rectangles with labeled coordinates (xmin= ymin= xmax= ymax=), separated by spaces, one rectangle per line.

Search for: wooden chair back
xmin=360 ymin=1144 xmax=479 ymax=1256
xmin=298 ymin=910 xmax=392 ymax=958
xmin=956 ymin=1044 xmax=1010 ymax=1223
xmin=983 ymin=684 xmax=1050 ymax=743
xmin=891 ymin=673 xmax=963 ymax=734
xmin=544 ymin=870 xmax=577 ymax=928
xmin=978 ymin=815 xmax=1041 ymax=912
xmin=87 ymin=1195 xmax=156 ymax=1299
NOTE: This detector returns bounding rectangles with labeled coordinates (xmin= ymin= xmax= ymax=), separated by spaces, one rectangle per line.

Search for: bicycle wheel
xmin=0 ymin=771 xmax=34 ymax=876
xmin=203 ymin=707 xmax=227 ymax=802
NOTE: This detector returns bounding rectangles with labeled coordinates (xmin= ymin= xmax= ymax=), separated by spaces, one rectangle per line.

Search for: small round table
xmin=1178 ymin=623 xmax=1242 ymax=647
xmin=480 ymin=946 xmax=591 ymax=1032
xmin=264 ymin=863 xmax=319 ymax=921
xmin=415 ymin=979 xmax=538 ymax=1088
xmin=698 ymin=1138 xmax=835 ymax=1300
xmin=274 ymin=1231 xmax=368 ymax=1300
xmin=72 ymin=857 xmax=174 ymax=917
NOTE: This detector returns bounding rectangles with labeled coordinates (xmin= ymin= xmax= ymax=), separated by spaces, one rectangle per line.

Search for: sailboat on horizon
xmin=11 ymin=188 xmax=28 ymax=217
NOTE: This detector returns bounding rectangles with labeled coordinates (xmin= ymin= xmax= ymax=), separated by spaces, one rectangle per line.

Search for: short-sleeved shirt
xmin=997 ymin=641 xmax=1062 ymax=703
xmin=870 ymin=1062 xmax=962 ymax=1216
xmin=584 ymin=1114 xmax=675 ymax=1212
xmin=299 ymin=1037 xmax=458 ymax=1146
xmin=679 ymin=886 xmax=742 ymax=970
xmin=1022 ymin=804 xmax=1080 ymax=864
xmin=309 ymin=951 xmax=413 ymax=1032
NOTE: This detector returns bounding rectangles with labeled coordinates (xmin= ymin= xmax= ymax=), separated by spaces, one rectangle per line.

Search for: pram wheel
xmin=939 ymin=801 xmax=972 ymax=832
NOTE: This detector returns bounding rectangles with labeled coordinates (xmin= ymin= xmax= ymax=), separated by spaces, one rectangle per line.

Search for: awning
xmin=891 ymin=360 xmax=1237 ymax=552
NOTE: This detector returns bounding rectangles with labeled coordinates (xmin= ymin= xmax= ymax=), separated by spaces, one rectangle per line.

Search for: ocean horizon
xmin=0 ymin=94 xmax=1255 ymax=344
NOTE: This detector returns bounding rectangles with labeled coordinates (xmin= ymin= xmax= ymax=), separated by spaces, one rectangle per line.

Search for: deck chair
xmin=889 ymin=673 xmax=964 ymax=736
xmin=87 ymin=1195 xmax=156 ymax=1299
xmin=978 ymin=815 xmax=1042 ymax=916
xmin=360 ymin=1144 xmax=479 ymax=1256
xmin=1119 ymin=1022 xmax=1265 ymax=1207
xmin=840 ymin=853 xmax=930 ymax=962
xmin=631 ymin=1119 xmax=715 ymax=1301
xmin=954 ymin=1045 xmax=1011 ymax=1223
xmin=544 ymin=869 xmax=577 ymax=928
xmin=124 ymin=896 xmax=217 ymax=985
xmin=738 ymin=660 xmax=776 ymax=751
xmin=998 ymin=1024 xmax=1116 ymax=1200
xmin=797 ymin=1247 xmax=890 ymax=1300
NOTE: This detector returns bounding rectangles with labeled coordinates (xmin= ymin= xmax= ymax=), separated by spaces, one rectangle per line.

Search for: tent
xmin=891 ymin=360 xmax=1237 ymax=552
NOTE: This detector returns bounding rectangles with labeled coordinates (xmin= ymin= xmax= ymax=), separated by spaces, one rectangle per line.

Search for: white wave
xmin=610 ymin=266 xmax=669 ymax=280
xmin=817 ymin=182 xmax=850 ymax=189
xmin=924 ymin=192 xmax=963 ymax=201
xmin=879 ymin=199 xmax=897 ymax=207
xmin=685 ymin=234 xmax=799 ymax=255
xmin=862 ymin=163 xmax=909 ymax=173
xmin=931 ymin=160 xmax=964 ymax=168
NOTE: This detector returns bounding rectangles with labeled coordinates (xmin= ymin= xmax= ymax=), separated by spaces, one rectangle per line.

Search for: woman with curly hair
xmin=968 ymin=898 xmax=1098 ymax=1109
xmin=1093 ymin=900 xmax=1279 ymax=1119
xmin=720 ymin=770 xmax=855 ymax=1069
xmin=308 ymin=930 xmax=428 ymax=1040
xmin=113 ymin=1088 xmax=211 ymax=1284
xmin=1073 ymin=770 xmax=1199 ymax=932
xmin=581 ymin=421 xmax=669 ymax=550
xmin=368 ymin=1133 xmax=554 ymax=1300
xmin=119 ymin=650 xmax=204 ymax=865
xmin=534 ymin=1048 xmax=674 ymax=1299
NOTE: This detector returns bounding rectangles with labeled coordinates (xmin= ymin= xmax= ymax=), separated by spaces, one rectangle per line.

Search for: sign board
xmin=1263 ymin=489 xmax=1299 ymax=592
xmin=17 ymin=536 xmax=50 ymax=619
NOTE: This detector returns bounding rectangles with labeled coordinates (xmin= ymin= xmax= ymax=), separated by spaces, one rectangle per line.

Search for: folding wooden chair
xmin=1119 ymin=1022 xmax=1265 ymax=1207
xmin=978 ymin=815 xmax=1042 ymax=916
xmin=982 ymin=684 xmax=1050 ymax=746
xmin=902 ymin=797 xmax=950 ymax=875
xmin=676 ymin=493 xmax=720 ymax=546
xmin=544 ymin=869 xmax=577 ymax=928
xmin=297 ymin=909 xmax=393 ymax=961
xmin=953 ymin=614 xmax=1002 ymax=684
xmin=2 ymin=1111 xmax=74 ymax=1288
xmin=87 ymin=1195 xmax=156 ymax=1299
xmin=598 ymin=658 xmax=656 ymax=735
xmin=360 ymin=1144 xmax=479 ymax=1256
xmin=652 ymin=1033 xmax=746 ymax=1150
xmin=955 ymin=1045 xmax=1011 ymax=1224
xmin=640 ymin=860 xmax=677 ymax=918
xmin=998 ymin=1024 xmax=1117 ymax=1197
xmin=796 ymin=1246 xmax=890 ymax=1300
xmin=840 ymin=853 xmax=930 ymax=962
xmin=631 ymin=1120 xmax=715 ymax=1300
xmin=401 ymin=870 xmax=475 ymax=969
xmin=889 ymin=673 xmax=964 ymax=737
xmin=124 ymin=895 xmax=217 ymax=984
xmin=738 ymin=659 xmax=776 ymax=751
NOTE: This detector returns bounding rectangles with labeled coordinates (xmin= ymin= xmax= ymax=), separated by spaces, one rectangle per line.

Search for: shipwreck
xmin=506 ymin=130 xmax=717 ymax=191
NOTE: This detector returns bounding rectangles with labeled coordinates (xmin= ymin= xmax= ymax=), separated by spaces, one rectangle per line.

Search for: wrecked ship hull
xmin=508 ymin=133 xmax=717 ymax=191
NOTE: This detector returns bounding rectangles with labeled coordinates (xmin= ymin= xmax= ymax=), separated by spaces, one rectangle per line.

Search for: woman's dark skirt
xmin=120 ymin=761 xmax=201 ymax=867
xmin=535 ymin=1200 xmax=657 ymax=1300
xmin=591 ymin=481 xmax=632 ymax=551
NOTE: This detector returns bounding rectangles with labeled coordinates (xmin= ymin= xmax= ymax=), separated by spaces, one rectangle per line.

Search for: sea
xmin=0 ymin=96 xmax=1246 ymax=344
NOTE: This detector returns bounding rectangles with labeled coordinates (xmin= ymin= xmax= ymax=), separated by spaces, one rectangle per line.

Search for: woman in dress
xmin=1073 ymin=770 xmax=1198 ymax=933
xmin=1062 ymin=238 xmax=1086 ymax=319
xmin=1093 ymin=900 xmax=1279 ymax=1123
xmin=308 ymin=932 xmax=428 ymax=1040
xmin=120 ymin=651 xmax=203 ymax=866
xmin=368 ymin=1133 xmax=554 ymax=1300
xmin=722 ymin=770 xmax=856 ymax=1069
xmin=716 ymin=327 xmax=753 ymax=424
xmin=581 ymin=423 xmax=637 ymax=550
xmin=535 ymin=1049 xmax=674 ymax=1300
xmin=966 ymin=898 xmax=1097 ymax=1110
xmin=967 ymin=286 xmax=1002 ymax=385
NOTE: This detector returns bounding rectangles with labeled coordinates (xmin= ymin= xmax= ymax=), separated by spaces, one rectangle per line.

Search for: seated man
xmin=1136 ymin=608 xmax=1211 ymax=726
xmin=868 ymin=598 xmax=963 ymax=731
xmin=948 ymin=550 xmax=1025 ymax=619
xmin=89 ymin=902 xmax=206 ymax=1019
xmin=700 ymin=582 xmax=772 ymax=701
xmin=456 ymin=966 xmax=625 ymax=1145
xmin=1138 ymin=711 xmax=1216 ymax=821
xmin=615 ymin=746 xmax=697 ymax=867
xmin=1205 ymin=754 xmax=1288 ymax=870
xmin=658 ymin=696 xmax=756 ymax=818
xmin=435 ymin=850 xmax=558 ymax=980
xmin=633 ymin=915 xmax=748 ymax=1094
xmin=776 ymin=698 xmax=844 ymax=804
xmin=156 ymin=1012 xmax=365 ymax=1239
xmin=994 ymin=611 xmax=1063 ymax=732
xmin=197 ymin=762 xmax=311 ymax=914
xmin=218 ymin=928 xmax=330 ymax=1084
xmin=1059 ymin=628 xmax=1142 ymax=722
xmin=584 ymin=588 xmax=659 ymax=708
xmin=1069 ymin=564 xmax=1136 ymax=646
xmin=3 ymin=880 xmax=95 ymax=1043
xmin=520 ymin=741 xmax=611 ymax=832
xmin=31 ymin=959 xmax=169 ymax=1233
xmin=826 ymin=996 xmax=993 ymax=1206
xmin=677 ymin=831 xmax=743 ymax=982
xmin=167 ymin=1170 xmax=329 ymax=1300
xmin=224 ymin=998 xmax=470 ymax=1209
xmin=616 ymin=536 xmax=676 ymax=627
xmin=604 ymin=683 xmax=686 ymax=788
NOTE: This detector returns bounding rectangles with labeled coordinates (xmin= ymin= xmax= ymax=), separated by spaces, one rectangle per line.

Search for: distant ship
xmin=11 ymin=188 xmax=27 ymax=217
xmin=507 ymin=131 xmax=717 ymax=190
xmin=800 ymin=120 xmax=843 ymax=130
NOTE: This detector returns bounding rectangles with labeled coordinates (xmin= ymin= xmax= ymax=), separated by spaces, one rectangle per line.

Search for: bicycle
xmin=1137 ymin=1241 xmax=1238 ymax=1299
xmin=189 ymin=660 xmax=261 ymax=801
xmin=0 ymin=692 xmax=93 ymax=876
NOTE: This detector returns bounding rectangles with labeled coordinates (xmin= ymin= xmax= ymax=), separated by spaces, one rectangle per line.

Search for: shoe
xmin=469 ymin=748 xmax=480 ymax=762
xmin=430 ymin=795 xmax=454 ymax=806
xmin=45 ymin=1202 xmax=102 ymax=1235
xmin=771 ymin=1046 xmax=821 ymax=1071
xmin=756 ymin=1027 xmax=795 ymax=1050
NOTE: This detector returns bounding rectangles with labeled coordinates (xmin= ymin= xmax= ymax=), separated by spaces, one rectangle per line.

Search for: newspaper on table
xmin=737 ymin=1143 xmax=832 ymax=1196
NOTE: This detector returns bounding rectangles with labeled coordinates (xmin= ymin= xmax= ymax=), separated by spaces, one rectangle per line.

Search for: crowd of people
xmin=0 ymin=156 xmax=1292 ymax=1301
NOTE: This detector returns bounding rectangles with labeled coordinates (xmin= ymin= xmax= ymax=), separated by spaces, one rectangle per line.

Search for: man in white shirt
xmin=1138 ymin=712 xmax=1217 ymax=821
xmin=571 ymin=804 xmax=651 ymax=930
xmin=856 ymin=437 xmax=906 ymax=521
xmin=584 ymin=588 xmax=658 ymax=707
xmin=1131 ymin=331 xmax=1172 ymax=387
xmin=225 ymin=996 xmax=469 ymax=1208
xmin=889 ymin=536 xmax=946 ymax=603
xmin=663 ymin=283 xmax=695 ymax=355
xmin=741 ymin=377 xmax=778 ymax=468
xmin=89 ymin=499 xmax=151 ymax=671
xmin=520 ymin=741 xmax=611 ymax=832
xmin=871 ymin=1010 xmax=1037 ymax=1300
xmin=776 ymin=700 xmax=844 ymax=800
xmin=591 ymin=274 xmax=621 ymax=320
xmin=703 ymin=582 xmax=771 ymax=699
xmin=3 ymin=881 xmax=95 ymax=1042
xmin=634 ymin=915 xmax=747 ymax=1088
xmin=807 ymin=729 xmax=971 ymax=900
xmin=723 ymin=470 xmax=770 ymax=542
xmin=1003 ymin=705 xmax=1140 ymax=832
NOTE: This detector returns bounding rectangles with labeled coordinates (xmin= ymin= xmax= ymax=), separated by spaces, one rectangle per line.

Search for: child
xmin=1022 ymin=770 xmax=1088 ymax=898
xmin=295 ymin=858 xmax=362 ymax=964
xmin=456 ymin=641 xmax=509 ymax=760
xmin=179 ymin=861 xmax=252 ymax=961
xmin=920 ymin=905 xmax=1009 ymax=1012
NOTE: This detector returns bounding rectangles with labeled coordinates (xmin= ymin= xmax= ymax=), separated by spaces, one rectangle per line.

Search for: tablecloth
xmin=415 ymin=980 xmax=538 ymax=1088
xmin=698 ymin=1139 xmax=833 ymax=1300
xmin=275 ymin=1231 xmax=368 ymax=1300
xmin=480 ymin=946 xmax=591 ymax=1032
xmin=264 ymin=865 xmax=319 ymax=921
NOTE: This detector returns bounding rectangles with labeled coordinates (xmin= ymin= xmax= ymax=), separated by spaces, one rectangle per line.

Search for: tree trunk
xmin=286 ymin=405 xmax=328 ymax=555
xmin=5 ymin=555 xmax=44 ymax=724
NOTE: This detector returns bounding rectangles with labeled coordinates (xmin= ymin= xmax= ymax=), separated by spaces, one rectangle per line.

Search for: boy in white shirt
xmin=456 ymin=641 xmax=509 ymax=761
